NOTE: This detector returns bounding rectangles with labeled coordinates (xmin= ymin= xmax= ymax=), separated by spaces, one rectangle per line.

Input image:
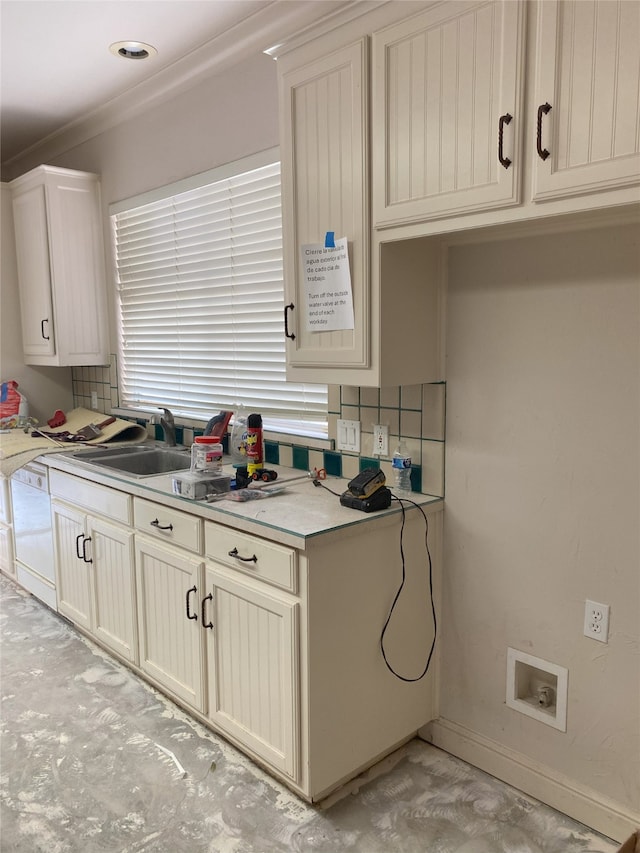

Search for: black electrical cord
xmin=318 ymin=476 xmax=437 ymax=682
xmin=312 ymin=479 xmax=343 ymax=496
xmin=379 ymin=493 xmax=436 ymax=682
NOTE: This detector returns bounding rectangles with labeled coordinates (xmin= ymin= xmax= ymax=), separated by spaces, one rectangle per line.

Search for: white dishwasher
xmin=10 ymin=461 xmax=57 ymax=610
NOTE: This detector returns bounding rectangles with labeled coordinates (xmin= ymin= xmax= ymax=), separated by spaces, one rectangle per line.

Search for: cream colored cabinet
xmin=371 ymin=0 xmax=639 ymax=230
xmin=50 ymin=471 xmax=136 ymax=662
xmin=45 ymin=459 xmax=442 ymax=804
xmin=9 ymin=165 xmax=109 ymax=366
xmin=52 ymin=500 xmax=92 ymax=629
xmin=204 ymin=522 xmax=300 ymax=779
xmin=52 ymin=499 xmax=137 ymax=662
xmin=133 ymin=496 xmax=206 ymax=712
xmin=279 ymin=40 xmax=370 ymax=377
xmin=204 ymin=507 xmax=441 ymax=802
xmin=279 ymin=35 xmax=443 ymax=387
xmin=0 ymin=476 xmax=15 ymax=577
xmin=135 ymin=536 xmax=205 ymax=712
xmin=203 ymin=565 xmax=299 ymax=779
xmin=373 ymin=0 xmax=525 ymax=227
xmin=531 ymin=0 xmax=640 ymax=203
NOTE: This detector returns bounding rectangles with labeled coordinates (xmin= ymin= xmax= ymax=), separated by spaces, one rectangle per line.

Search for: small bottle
xmin=392 ymin=442 xmax=412 ymax=493
xmin=191 ymin=436 xmax=223 ymax=473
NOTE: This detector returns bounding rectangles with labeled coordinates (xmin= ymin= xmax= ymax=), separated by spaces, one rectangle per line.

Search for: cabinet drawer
xmin=134 ymin=498 xmax=202 ymax=554
xmin=205 ymin=522 xmax=297 ymax=593
xmin=49 ymin=470 xmax=131 ymax=525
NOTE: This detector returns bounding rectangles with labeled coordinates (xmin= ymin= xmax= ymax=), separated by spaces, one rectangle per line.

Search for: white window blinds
xmin=111 ymin=158 xmax=327 ymax=433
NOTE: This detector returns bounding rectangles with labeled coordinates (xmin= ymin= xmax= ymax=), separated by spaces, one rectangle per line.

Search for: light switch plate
xmin=337 ymin=419 xmax=360 ymax=452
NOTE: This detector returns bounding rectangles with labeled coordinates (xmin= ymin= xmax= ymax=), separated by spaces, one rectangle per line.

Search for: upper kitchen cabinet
xmin=279 ymin=35 xmax=443 ymax=387
xmin=531 ymin=0 xmax=640 ymax=203
xmin=10 ymin=166 xmax=109 ymax=367
xmin=372 ymin=0 xmax=525 ymax=228
xmin=279 ymin=40 xmax=369 ymax=377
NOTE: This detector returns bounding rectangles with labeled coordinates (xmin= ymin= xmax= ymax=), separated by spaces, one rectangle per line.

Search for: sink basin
xmin=72 ymin=446 xmax=191 ymax=477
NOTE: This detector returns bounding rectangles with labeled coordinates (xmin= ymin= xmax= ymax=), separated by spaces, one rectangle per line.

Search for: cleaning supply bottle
xmin=245 ymin=413 xmax=264 ymax=476
xmin=392 ymin=442 xmax=412 ymax=493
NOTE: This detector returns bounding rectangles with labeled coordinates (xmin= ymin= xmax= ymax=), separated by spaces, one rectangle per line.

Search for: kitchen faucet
xmin=158 ymin=407 xmax=176 ymax=446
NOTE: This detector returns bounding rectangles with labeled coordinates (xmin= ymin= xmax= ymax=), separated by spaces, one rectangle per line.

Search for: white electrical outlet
xmin=337 ymin=419 xmax=360 ymax=452
xmin=584 ymin=599 xmax=610 ymax=643
xmin=373 ymin=424 xmax=389 ymax=456
xmin=91 ymin=391 xmax=98 ymax=409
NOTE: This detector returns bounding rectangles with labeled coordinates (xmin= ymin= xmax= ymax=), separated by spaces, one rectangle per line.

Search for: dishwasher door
xmin=10 ymin=462 xmax=57 ymax=610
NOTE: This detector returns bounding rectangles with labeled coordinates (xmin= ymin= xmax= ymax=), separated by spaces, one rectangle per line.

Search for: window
xmin=110 ymin=150 xmax=327 ymax=436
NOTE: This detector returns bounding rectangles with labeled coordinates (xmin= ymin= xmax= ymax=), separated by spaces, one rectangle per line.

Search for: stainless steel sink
xmin=72 ymin=445 xmax=191 ymax=477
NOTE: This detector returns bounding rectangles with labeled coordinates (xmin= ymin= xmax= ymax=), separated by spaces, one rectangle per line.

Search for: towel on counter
xmin=0 ymin=408 xmax=147 ymax=477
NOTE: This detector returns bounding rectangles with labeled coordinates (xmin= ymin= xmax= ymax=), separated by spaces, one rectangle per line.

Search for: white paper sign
xmin=301 ymin=237 xmax=355 ymax=332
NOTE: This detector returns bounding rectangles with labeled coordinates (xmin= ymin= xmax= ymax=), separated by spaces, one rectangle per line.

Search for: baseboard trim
xmin=422 ymin=718 xmax=640 ymax=844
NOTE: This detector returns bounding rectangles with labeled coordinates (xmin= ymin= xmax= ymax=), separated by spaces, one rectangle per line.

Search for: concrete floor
xmin=0 ymin=574 xmax=619 ymax=853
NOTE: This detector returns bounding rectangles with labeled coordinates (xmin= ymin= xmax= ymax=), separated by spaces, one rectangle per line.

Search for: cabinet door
xmin=135 ymin=537 xmax=205 ymax=711
xmin=89 ymin=517 xmax=137 ymax=663
xmin=205 ymin=566 xmax=299 ymax=780
xmin=44 ymin=172 xmax=109 ymax=365
xmin=10 ymin=166 xmax=108 ymax=367
xmin=280 ymin=39 xmax=369 ymax=373
xmin=373 ymin=0 xmax=525 ymax=226
xmin=52 ymin=500 xmax=92 ymax=629
xmin=532 ymin=0 xmax=640 ymax=202
xmin=11 ymin=185 xmax=56 ymax=358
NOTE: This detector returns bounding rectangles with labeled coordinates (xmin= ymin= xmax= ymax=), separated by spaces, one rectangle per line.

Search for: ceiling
xmin=0 ymin=0 xmax=355 ymax=167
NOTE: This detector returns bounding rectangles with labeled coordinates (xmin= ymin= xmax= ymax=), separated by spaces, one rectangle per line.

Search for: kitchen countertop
xmin=43 ymin=449 xmax=443 ymax=549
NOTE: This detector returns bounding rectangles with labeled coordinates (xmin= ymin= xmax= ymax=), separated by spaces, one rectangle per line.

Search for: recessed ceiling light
xmin=109 ymin=41 xmax=157 ymax=60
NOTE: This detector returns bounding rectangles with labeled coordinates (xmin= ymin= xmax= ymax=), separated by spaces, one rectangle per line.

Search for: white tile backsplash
xmin=401 ymin=384 xmax=422 ymax=410
xmin=341 ymin=386 xmax=359 ymax=406
xmin=380 ymin=387 xmax=400 ymax=408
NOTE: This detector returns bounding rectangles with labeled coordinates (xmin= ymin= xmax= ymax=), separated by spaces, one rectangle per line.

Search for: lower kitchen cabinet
xmin=204 ymin=564 xmax=299 ymax=779
xmin=135 ymin=536 xmax=205 ymax=712
xmin=52 ymin=498 xmax=137 ymax=662
xmin=46 ymin=462 xmax=442 ymax=803
xmin=203 ymin=508 xmax=441 ymax=801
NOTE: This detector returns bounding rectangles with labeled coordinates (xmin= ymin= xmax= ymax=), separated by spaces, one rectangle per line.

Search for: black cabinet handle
xmin=150 ymin=518 xmax=173 ymax=531
xmin=284 ymin=303 xmax=296 ymax=341
xmin=41 ymin=319 xmax=50 ymax=340
xmin=201 ymin=593 xmax=214 ymax=629
xmin=498 ymin=113 xmax=513 ymax=169
xmin=228 ymin=547 xmax=257 ymax=564
xmin=186 ymin=585 xmax=198 ymax=621
xmin=75 ymin=533 xmax=84 ymax=560
xmin=81 ymin=536 xmax=92 ymax=564
xmin=536 ymin=102 xmax=552 ymax=161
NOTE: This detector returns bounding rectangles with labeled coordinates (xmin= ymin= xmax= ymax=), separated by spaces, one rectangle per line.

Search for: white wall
xmin=435 ymin=222 xmax=639 ymax=836
xmin=0 ymin=184 xmax=74 ymax=424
